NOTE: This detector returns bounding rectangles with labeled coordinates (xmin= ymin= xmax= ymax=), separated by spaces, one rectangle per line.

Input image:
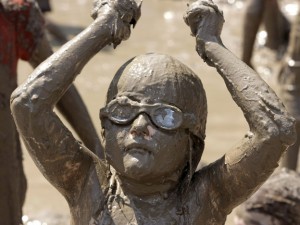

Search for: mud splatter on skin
xmin=1 ymin=1 xmax=102 ymax=224
xmin=11 ymin=0 xmax=296 ymax=224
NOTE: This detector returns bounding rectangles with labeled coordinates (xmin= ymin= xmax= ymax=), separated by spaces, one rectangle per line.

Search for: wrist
xmin=93 ymin=12 xmax=116 ymax=40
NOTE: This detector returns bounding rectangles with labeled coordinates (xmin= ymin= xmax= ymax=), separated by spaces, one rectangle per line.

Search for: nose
xmin=130 ymin=113 xmax=152 ymax=137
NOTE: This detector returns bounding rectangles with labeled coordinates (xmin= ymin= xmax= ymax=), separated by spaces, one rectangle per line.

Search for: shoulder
xmin=182 ymin=162 xmax=228 ymax=224
xmin=187 ymin=158 xmax=228 ymax=205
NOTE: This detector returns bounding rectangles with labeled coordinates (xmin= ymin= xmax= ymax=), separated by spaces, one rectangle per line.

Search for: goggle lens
xmin=103 ymin=99 xmax=183 ymax=130
xmin=152 ymin=107 xmax=182 ymax=130
xmin=109 ymin=103 xmax=133 ymax=123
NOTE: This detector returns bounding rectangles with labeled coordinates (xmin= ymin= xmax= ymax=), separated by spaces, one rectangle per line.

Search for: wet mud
xmin=16 ymin=0 xmax=298 ymax=224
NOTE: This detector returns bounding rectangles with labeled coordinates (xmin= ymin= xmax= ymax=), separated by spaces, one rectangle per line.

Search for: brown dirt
xmin=17 ymin=0 xmax=292 ymax=224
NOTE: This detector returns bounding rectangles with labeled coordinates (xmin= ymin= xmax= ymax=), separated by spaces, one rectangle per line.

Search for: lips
xmin=124 ymin=143 xmax=152 ymax=154
xmin=126 ymin=148 xmax=149 ymax=155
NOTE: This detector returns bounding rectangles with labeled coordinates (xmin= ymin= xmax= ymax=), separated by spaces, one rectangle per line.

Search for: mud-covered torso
xmin=93 ymin=186 xmax=192 ymax=225
xmin=0 ymin=0 xmax=44 ymax=168
xmin=0 ymin=66 xmax=18 ymax=151
xmin=0 ymin=1 xmax=44 ymax=222
xmin=0 ymin=42 xmax=23 ymax=225
xmin=0 ymin=0 xmax=44 ymax=150
xmin=71 ymin=164 xmax=227 ymax=225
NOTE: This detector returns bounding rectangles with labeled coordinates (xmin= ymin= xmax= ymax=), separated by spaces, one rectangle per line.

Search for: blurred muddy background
xmin=17 ymin=0 xmax=298 ymax=224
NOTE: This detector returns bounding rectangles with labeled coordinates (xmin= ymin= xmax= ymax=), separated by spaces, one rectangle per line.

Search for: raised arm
xmin=11 ymin=0 xmax=140 ymax=203
xmin=30 ymin=34 xmax=103 ymax=158
xmin=184 ymin=0 xmax=296 ymax=214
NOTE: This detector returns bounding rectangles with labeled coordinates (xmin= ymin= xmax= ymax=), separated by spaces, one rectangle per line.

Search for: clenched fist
xmin=184 ymin=0 xmax=224 ymax=59
xmin=91 ymin=0 xmax=142 ymax=47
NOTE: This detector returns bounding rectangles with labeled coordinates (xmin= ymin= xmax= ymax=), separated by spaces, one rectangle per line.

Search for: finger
xmin=122 ymin=25 xmax=131 ymax=41
xmin=112 ymin=21 xmax=131 ymax=48
xmin=184 ymin=7 xmax=209 ymax=36
xmin=114 ymin=0 xmax=141 ymax=25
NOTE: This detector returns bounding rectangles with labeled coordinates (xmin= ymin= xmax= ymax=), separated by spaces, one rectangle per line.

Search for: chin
xmin=122 ymin=157 xmax=154 ymax=181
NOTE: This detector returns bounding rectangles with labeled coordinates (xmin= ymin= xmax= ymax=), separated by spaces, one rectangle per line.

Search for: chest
xmin=75 ymin=166 xmax=227 ymax=225
xmin=90 ymin=194 xmax=193 ymax=225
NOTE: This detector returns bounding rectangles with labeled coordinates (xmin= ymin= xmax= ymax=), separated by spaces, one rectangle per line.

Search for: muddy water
xmin=16 ymin=0 xmax=285 ymax=224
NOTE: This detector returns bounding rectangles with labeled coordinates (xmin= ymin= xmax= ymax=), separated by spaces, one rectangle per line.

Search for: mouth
xmin=124 ymin=143 xmax=152 ymax=155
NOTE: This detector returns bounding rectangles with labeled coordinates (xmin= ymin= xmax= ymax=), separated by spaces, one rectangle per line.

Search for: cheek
xmin=104 ymin=128 xmax=129 ymax=174
xmin=165 ymin=132 xmax=188 ymax=150
xmin=155 ymin=132 xmax=189 ymax=165
xmin=104 ymin=126 xmax=129 ymax=159
xmin=104 ymin=121 xmax=128 ymax=144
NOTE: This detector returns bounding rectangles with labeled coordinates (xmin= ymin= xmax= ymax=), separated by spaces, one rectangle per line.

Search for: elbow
xmin=278 ymin=114 xmax=297 ymax=147
xmin=10 ymin=87 xmax=31 ymax=124
xmin=10 ymin=86 xmax=44 ymax=128
xmin=261 ymin=114 xmax=297 ymax=148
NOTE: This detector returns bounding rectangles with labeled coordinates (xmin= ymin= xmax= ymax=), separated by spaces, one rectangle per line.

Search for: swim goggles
xmin=100 ymin=96 xmax=195 ymax=131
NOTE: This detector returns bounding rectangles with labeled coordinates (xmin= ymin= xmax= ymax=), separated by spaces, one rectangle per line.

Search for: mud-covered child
xmin=10 ymin=0 xmax=296 ymax=224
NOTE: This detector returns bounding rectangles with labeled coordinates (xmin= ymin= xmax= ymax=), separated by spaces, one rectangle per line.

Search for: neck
xmin=111 ymin=168 xmax=183 ymax=198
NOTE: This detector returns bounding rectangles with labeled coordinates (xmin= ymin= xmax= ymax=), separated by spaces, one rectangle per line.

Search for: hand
xmin=91 ymin=0 xmax=142 ymax=48
xmin=184 ymin=0 xmax=224 ymax=57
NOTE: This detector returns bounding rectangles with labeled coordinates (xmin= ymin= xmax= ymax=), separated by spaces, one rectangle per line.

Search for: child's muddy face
xmin=102 ymin=93 xmax=190 ymax=182
xmin=101 ymin=53 xmax=205 ymax=182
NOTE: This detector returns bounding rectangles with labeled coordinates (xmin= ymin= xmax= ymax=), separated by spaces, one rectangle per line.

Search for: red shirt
xmin=0 ymin=0 xmax=44 ymax=77
xmin=0 ymin=2 xmax=45 ymax=224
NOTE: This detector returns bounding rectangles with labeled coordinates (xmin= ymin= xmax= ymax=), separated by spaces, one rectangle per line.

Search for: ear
xmin=100 ymin=118 xmax=114 ymax=140
xmin=190 ymin=133 xmax=205 ymax=173
xmin=100 ymin=115 xmax=109 ymax=130
xmin=101 ymin=127 xmax=106 ymax=140
xmin=100 ymin=118 xmax=111 ymax=140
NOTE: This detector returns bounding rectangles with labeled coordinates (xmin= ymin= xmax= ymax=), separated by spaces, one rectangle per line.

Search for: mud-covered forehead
xmin=107 ymin=53 xmax=202 ymax=107
xmin=106 ymin=53 xmax=207 ymax=139
xmin=117 ymin=65 xmax=184 ymax=106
